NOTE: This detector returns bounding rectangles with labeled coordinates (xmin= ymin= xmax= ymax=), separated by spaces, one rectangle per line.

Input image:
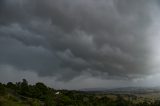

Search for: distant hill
xmin=81 ymin=87 xmax=160 ymax=94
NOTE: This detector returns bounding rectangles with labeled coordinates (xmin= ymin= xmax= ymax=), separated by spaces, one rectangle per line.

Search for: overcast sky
xmin=1 ymin=0 xmax=160 ymax=89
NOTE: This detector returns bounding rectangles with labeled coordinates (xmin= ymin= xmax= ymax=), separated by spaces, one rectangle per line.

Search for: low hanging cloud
xmin=0 ymin=0 xmax=160 ymax=84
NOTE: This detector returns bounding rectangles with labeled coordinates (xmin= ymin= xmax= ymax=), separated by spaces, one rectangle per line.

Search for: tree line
xmin=0 ymin=79 xmax=160 ymax=106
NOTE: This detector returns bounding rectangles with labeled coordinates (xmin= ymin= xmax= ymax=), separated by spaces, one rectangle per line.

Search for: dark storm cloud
xmin=0 ymin=0 xmax=158 ymax=81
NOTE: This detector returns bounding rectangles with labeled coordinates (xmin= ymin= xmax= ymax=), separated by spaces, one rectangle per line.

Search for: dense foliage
xmin=0 ymin=79 xmax=160 ymax=106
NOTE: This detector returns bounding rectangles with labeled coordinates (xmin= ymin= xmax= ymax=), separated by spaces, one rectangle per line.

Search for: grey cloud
xmin=0 ymin=36 xmax=59 ymax=76
xmin=0 ymin=0 xmax=158 ymax=82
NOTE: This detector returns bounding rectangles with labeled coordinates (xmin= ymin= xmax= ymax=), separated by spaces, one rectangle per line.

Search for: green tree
xmin=20 ymin=79 xmax=29 ymax=96
xmin=7 ymin=82 xmax=16 ymax=90
xmin=0 ymin=83 xmax=5 ymax=96
xmin=35 ymin=82 xmax=48 ymax=92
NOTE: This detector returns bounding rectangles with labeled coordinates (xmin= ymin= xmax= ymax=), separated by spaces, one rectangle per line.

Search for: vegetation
xmin=0 ymin=79 xmax=160 ymax=106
